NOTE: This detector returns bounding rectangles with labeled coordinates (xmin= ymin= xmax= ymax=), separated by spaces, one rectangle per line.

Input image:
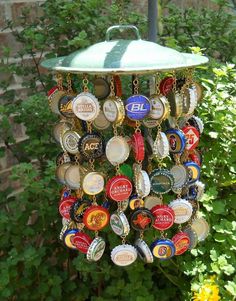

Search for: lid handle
xmin=105 ymin=25 xmax=141 ymax=41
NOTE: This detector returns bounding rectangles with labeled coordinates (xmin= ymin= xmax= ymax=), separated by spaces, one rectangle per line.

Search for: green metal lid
xmin=41 ymin=25 xmax=208 ymax=74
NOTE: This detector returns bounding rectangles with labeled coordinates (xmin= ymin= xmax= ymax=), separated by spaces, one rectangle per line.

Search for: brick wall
xmin=0 ymin=0 xmax=45 ymax=192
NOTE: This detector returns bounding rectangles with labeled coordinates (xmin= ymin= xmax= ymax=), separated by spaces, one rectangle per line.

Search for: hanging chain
xmin=66 ymin=73 xmax=73 ymax=93
xmin=121 ymin=236 xmax=126 ymax=244
xmin=174 ymin=154 xmax=181 ymax=166
xmin=110 ymin=76 xmax=115 ymax=97
xmin=117 ymin=0 xmax=125 ymax=24
xmin=82 ymin=75 xmax=89 ymax=92
xmin=133 ymin=75 xmax=139 ymax=95
xmin=181 ymin=68 xmax=194 ymax=95
xmin=172 ymin=70 xmax=177 ymax=93
xmin=135 ymin=121 xmax=141 ymax=133
xmin=140 ymin=231 xmax=144 ymax=240
xmin=115 ymin=164 xmax=121 ymax=175
xmin=56 ymin=73 xmax=63 ymax=90
xmin=87 ymin=121 xmax=92 ymax=133
xmin=155 ymin=73 xmax=161 ymax=95
xmin=89 ymin=158 xmax=95 ymax=171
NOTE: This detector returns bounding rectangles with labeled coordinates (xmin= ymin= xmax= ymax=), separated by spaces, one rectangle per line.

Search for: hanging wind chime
xmin=42 ymin=25 xmax=209 ymax=266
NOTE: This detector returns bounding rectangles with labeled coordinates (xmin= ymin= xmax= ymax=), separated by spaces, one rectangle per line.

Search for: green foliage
xmin=0 ymin=0 xmax=236 ymax=300
xmin=160 ymin=0 xmax=236 ymax=63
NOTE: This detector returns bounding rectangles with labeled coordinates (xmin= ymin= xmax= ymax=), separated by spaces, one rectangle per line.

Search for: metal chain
xmin=117 ymin=0 xmax=125 ymax=24
xmin=121 ymin=236 xmax=126 ymax=244
xmin=115 ymin=164 xmax=121 ymax=175
xmin=110 ymin=76 xmax=115 ymax=97
xmin=172 ymin=70 xmax=177 ymax=93
xmin=66 ymin=73 xmax=73 ymax=93
xmin=155 ymin=73 xmax=161 ymax=95
xmin=87 ymin=121 xmax=92 ymax=133
xmin=82 ymin=75 xmax=89 ymax=92
xmin=56 ymin=73 xmax=63 ymax=90
xmin=89 ymin=158 xmax=95 ymax=171
xmin=113 ymin=124 xmax=118 ymax=136
xmin=140 ymin=231 xmax=144 ymax=240
xmin=135 ymin=121 xmax=141 ymax=133
xmin=133 ymin=75 xmax=139 ymax=95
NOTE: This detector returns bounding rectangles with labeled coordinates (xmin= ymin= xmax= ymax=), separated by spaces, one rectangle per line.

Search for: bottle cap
xmin=83 ymin=205 xmax=110 ymax=231
xmin=169 ymin=199 xmax=193 ymax=224
xmin=64 ymin=164 xmax=81 ymax=190
xmin=59 ymin=196 xmax=77 ymax=219
xmin=69 ymin=199 xmax=92 ymax=223
xmin=71 ymin=232 xmax=93 ymax=254
xmin=191 ymin=217 xmax=210 ymax=241
xmin=110 ymin=211 xmax=130 ymax=236
xmin=134 ymin=238 xmax=153 ymax=263
xmin=63 ymin=229 xmax=79 ymax=250
xmin=82 ymin=172 xmax=104 ymax=195
xmin=172 ymin=232 xmax=190 ymax=255
xmin=182 ymin=126 xmax=200 ymax=151
xmin=92 ymin=110 xmax=111 ymax=130
xmin=150 ymin=238 xmax=175 ymax=260
xmin=159 ymin=77 xmax=175 ymax=95
xmin=55 ymin=162 xmax=71 ymax=185
xmin=131 ymin=132 xmax=145 ymax=161
xmin=58 ymin=94 xmax=75 ymax=118
xmin=87 ymin=237 xmax=106 ymax=262
xmin=61 ymin=130 xmax=80 ymax=155
xmin=78 ymin=132 xmax=105 ymax=159
xmin=130 ymin=208 xmax=154 ymax=231
xmin=93 ymin=77 xmax=110 ymax=100
xmin=111 ymin=244 xmax=137 ymax=266
xmin=106 ymin=136 xmax=130 ymax=166
xmin=106 ymin=175 xmax=133 ymax=202
xmin=151 ymin=204 xmax=175 ymax=230
xmin=166 ymin=129 xmax=186 ymax=154
xmin=184 ymin=161 xmax=201 ymax=185
xmin=125 ymin=95 xmax=150 ymax=120
xmin=149 ymin=95 xmax=170 ymax=121
xmin=170 ymin=165 xmax=189 ymax=189
xmin=72 ymin=92 xmax=100 ymax=121
xmin=144 ymin=195 xmax=163 ymax=210
xmin=149 ymin=169 xmax=174 ymax=194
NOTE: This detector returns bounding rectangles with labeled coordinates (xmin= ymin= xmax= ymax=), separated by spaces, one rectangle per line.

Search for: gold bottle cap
xmin=61 ymin=130 xmax=80 ymax=154
xmin=82 ymin=172 xmax=104 ymax=195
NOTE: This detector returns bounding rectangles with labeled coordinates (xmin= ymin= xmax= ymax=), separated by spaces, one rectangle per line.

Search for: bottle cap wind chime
xmin=42 ymin=25 xmax=209 ymax=266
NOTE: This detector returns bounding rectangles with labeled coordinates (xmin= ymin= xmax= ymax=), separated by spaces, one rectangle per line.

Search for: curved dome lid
xmin=41 ymin=25 xmax=208 ymax=74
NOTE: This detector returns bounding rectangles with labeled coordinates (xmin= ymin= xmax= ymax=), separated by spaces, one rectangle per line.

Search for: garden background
xmin=0 ymin=0 xmax=235 ymax=300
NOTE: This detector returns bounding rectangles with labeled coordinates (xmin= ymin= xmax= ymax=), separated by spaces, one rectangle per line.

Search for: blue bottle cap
xmin=102 ymin=200 xmax=111 ymax=209
xmin=150 ymin=238 xmax=175 ymax=260
xmin=166 ymin=129 xmax=186 ymax=153
xmin=184 ymin=161 xmax=201 ymax=185
xmin=125 ymin=95 xmax=150 ymax=120
xmin=63 ymin=229 xmax=79 ymax=250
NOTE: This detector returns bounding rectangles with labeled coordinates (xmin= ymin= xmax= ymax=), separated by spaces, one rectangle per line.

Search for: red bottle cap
xmin=172 ymin=232 xmax=190 ymax=255
xmin=106 ymin=175 xmax=133 ymax=202
xmin=151 ymin=205 xmax=175 ymax=230
xmin=71 ymin=232 xmax=93 ymax=254
xmin=114 ymin=75 xmax=122 ymax=97
xmin=182 ymin=126 xmax=200 ymax=151
xmin=47 ymin=86 xmax=59 ymax=97
xmin=159 ymin=77 xmax=175 ymax=96
xmin=131 ymin=132 xmax=145 ymax=161
xmin=188 ymin=150 xmax=202 ymax=166
xmin=59 ymin=196 xmax=77 ymax=219
xmin=83 ymin=205 xmax=110 ymax=231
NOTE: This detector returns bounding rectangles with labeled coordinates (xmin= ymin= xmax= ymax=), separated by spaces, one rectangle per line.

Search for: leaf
xmin=225 ymin=281 xmax=236 ymax=297
xmin=212 ymin=201 xmax=226 ymax=214
xmin=208 ymin=131 xmax=219 ymax=138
